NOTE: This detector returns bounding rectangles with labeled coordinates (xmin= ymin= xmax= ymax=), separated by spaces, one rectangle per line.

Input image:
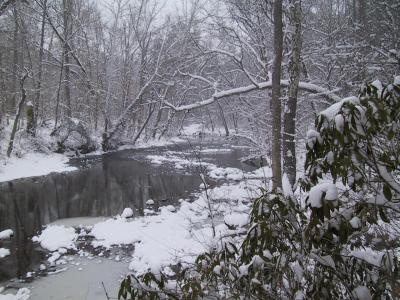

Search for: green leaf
xmin=379 ymin=208 xmax=390 ymax=223
xmin=383 ymin=184 xmax=392 ymax=201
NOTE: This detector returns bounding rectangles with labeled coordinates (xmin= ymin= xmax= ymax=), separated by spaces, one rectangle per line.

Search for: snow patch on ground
xmin=89 ymin=170 xmax=265 ymax=275
xmin=32 ymin=225 xmax=77 ymax=252
xmin=0 ymin=153 xmax=76 ymax=183
xmin=0 ymin=248 xmax=10 ymax=258
xmin=146 ymin=151 xmax=272 ymax=183
xmin=147 ymin=153 xmax=213 ymax=170
xmin=91 ymin=207 xmax=211 ymax=274
xmin=0 ymin=288 xmax=30 ymax=300
xmin=118 ymin=137 xmax=185 ymax=151
xmin=224 ymin=213 xmax=249 ymax=228
xmin=179 ymin=123 xmax=231 ymax=136
xmin=199 ymin=148 xmax=233 ymax=153
xmin=0 ymin=229 xmax=13 ymax=240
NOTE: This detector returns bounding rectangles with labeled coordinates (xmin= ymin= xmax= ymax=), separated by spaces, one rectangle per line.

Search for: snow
xmin=224 ymin=213 xmax=249 ymax=228
xmin=147 ymin=154 xmax=213 ymax=169
xmin=199 ymin=148 xmax=233 ymax=153
xmin=306 ymin=129 xmax=322 ymax=148
xmin=165 ymin=80 xmax=341 ymax=111
xmin=394 ymin=75 xmax=400 ymax=86
xmin=308 ymin=182 xmax=338 ymax=208
xmin=208 ymin=166 xmax=244 ymax=180
xmin=88 ymin=169 xmax=264 ymax=275
xmin=179 ymin=123 xmax=203 ymax=135
xmin=334 ymin=114 xmax=345 ymax=133
xmin=91 ymin=210 xmax=208 ymax=274
xmin=350 ymin=248 xmax=384 ymax=267
xmin=282 ymin=173 xmax=294 ymax=198
xmin=0 ymin=289 xmax=30 ymax=300
xmin=165 ymin=205 xmax=176 ymax=212
xmin=0 ymin=248 xmax=10 ymax=258
xmin=32 ymin=225 xmax=78 ymax=252
xmin=0 ymin=229 xmax=13 ymax=240
xmin=121 ymin=208 xmax=134 ymax=218
xmin=349 ymin=216 xmax=361 ymax=229
xmin=371 ymin=80 xmax=383 ymax=95
xmin=146 ymin=199 xmax=155 ymax=205
xmin=326 ymin=151 xmax=334 ymax=165
xmin=320 ymin=96 xmax=359 ymax=121
xmin=123 ymin=137 xmax=184 ymax=150
xmin=0 ymin=153 xmax=77 ymax=183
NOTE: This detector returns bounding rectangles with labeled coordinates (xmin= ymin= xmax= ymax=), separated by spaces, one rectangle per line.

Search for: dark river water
xmin=0 ymin=140 xmax=253 ymax=282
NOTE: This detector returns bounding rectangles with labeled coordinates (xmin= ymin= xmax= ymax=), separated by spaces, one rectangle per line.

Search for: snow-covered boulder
xmin=0 ymin=248 xmax=10 ymax=258
xmin=32 ymin=225 xmax=77 ymax=252
xmin=146 ymin=199 xmax=155 ymax=205
xmin=121 ymin=208 xmax=134 ymax=218
xmin=0 ymin=229 xmax=13 ymax=240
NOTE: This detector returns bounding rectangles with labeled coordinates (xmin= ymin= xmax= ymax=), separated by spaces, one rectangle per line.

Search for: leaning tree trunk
xmin=283 ymin=0 xmax=302 ymax=187
xmin=7 ymin=72 xmax=28 ymax=157
xmin=271 ymin=0 xmax=284 ymax=191
xmin=133 ymin=103 xmax=155 ymax=144
xmin=216 ymin=100 xmax=229 ymax=137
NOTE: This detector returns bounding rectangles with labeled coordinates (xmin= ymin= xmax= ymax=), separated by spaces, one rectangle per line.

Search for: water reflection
xmin=0 ymin=142 xmax=252 ymax=282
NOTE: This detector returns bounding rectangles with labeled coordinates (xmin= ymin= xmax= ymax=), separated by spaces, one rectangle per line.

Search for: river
xmin=0 ymin=139 xmax=256 ymax=298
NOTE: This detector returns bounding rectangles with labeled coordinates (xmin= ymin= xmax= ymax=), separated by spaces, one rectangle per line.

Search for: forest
xmin=0 ymin=0 xmax=399 ymax=299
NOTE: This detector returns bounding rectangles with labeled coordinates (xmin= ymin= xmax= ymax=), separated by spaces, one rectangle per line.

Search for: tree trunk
xmin=283 ymin=0 xmax=302 ymax=187
xmin=133 ymin=104 xmax=155 ymax=144
xmin=32 ymin=0 xmax=47 ymax=134
xmin=63 ymin=0 xmax=72 ymax=118
xmin=271 ymin=0 xmax=284 ymax=191
xmin=10 ymin=6 xmax=19 ymax=114
xmin=7 ymin=72 xmax=28 ymax=157
xmin=54 ymin=55 xmax=64 ymax=130
xmin=216 ymin=100 xmax=229 ymax=136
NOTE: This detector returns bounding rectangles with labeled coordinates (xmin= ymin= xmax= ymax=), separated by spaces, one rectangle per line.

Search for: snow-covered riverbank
xmin=0 ymin=122 xmax=225 ymax=183
xmin=0 ymin=145 xmax=268 ymax=300
xmin=0 ymin=153 xmax=77 ymax=183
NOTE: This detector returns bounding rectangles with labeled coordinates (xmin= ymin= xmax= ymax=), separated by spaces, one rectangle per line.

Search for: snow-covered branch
xmin=164 ymin=80 xmax=341 ymax=111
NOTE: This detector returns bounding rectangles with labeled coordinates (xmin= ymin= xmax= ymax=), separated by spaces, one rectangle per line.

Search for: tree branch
xmin=164 ymin=80 xmax=341 ymax=111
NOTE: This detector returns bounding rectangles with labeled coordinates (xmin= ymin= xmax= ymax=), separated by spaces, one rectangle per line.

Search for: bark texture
xmin=283 ymin=0 xmax=302 ymax=187
xmin=271 ymin=0 xmax=284 ymax=191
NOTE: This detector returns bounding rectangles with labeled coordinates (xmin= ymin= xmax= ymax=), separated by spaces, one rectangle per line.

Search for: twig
xmin=101 ymin=281 xmax=110 ymax=300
